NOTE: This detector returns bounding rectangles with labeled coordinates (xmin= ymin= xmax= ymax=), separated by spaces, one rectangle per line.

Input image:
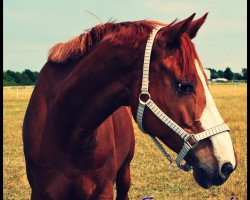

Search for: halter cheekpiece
xmin=136 ymin=25 xmax=230 ymax=172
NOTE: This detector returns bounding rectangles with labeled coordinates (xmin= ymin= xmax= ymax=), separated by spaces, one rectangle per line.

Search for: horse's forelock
xmin=175 ymin=33 xmax=198 ymax=80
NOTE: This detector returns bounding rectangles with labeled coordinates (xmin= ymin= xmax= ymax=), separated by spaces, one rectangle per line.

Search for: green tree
xmin=23 ymin=69 xmax=36 ymax=83
xmin=5 ymin=70 xmax=21 ymax=84
xmin=223 ymin=67 xmax=234 ymax=80
xmin=234 ymin=73 xmax=243 ymax=80
xmin=208 ymin=68 xmax=219 ymax=79
xmin=33 ymin=72 xmax=39 ymax=84
xmin=242 ymin=68 xmax=247 ymax=80
xmin=21 ymin=72 xmax=33 ymax=85
xmin=14 ymin=72 xmax=23 ymax=84
xmin=3 ymin=71 xmax=17 ymax=86
xmin=217 ymin=70 xmax=224 ymax=78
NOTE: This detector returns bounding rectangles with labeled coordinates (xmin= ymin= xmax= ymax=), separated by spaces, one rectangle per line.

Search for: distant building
xmin=204 ymin=68 xmax=211 ymax=81
xmin=211 ymin=78 xmax=228 ymax=82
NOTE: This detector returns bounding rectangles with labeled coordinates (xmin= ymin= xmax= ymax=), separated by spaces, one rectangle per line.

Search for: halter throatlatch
xmin=136 ymin=25 xmax=230 ymax=172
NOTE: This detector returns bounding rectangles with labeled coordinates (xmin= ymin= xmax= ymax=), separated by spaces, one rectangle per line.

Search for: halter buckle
xmin=185 ymin=134 xmax=198 ymax=149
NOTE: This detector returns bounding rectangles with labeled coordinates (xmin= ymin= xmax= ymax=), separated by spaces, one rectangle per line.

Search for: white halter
xmin=136 ymin=25 xmax=230 ymax=172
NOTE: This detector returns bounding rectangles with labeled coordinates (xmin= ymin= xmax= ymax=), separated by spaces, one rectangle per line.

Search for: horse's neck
xmin=46 ymin=41 xmax=142 ymax=137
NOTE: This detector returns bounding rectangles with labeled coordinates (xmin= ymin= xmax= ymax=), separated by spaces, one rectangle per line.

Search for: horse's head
xmin=131 ymin=13 xmax=237 ymax=189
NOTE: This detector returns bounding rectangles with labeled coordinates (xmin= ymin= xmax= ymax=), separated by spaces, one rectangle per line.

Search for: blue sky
xmin=4 ymin=0 xmax=247 ymax=73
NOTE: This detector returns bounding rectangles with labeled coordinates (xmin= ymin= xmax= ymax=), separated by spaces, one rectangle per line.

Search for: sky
xmin=3 ymin=0 xmax=247 ymax=73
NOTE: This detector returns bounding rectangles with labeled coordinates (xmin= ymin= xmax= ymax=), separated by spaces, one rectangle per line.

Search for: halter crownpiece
xmin=136 ymin=25 xmax=230 ymax=172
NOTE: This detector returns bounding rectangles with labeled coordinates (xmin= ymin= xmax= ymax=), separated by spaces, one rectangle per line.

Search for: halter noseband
xmin=136 ymin=25 xmax=230 ymax=172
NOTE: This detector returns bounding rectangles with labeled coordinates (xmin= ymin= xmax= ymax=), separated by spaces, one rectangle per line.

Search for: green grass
xmin=3 ymin=84 xmax=247 ymax=200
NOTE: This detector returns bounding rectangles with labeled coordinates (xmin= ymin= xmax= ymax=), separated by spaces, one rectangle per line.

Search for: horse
xmin=23 ymin=13 xmax=237 ymax=200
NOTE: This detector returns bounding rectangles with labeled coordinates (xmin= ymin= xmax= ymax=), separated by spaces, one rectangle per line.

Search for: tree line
xmin=3 ymin=69 xmax=39 ymax=86
xmin=3 ymin=67 xmax=247 ymax=86
xmin=208 ymin=67 xmax=247 ymax=81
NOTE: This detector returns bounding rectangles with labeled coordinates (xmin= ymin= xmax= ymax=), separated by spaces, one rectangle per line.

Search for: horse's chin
xmin=192 ymin=165 xmax=228 ymax=189
xmin=192 ymin=168 xmax=213 ymax=189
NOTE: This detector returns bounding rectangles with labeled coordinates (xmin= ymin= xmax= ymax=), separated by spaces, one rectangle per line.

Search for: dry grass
xmin=3 ymin=84 xmax=247 ymax=200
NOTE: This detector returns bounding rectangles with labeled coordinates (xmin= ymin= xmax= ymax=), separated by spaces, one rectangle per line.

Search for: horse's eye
xmin=177 ymin=82 xmax=194 ymax=94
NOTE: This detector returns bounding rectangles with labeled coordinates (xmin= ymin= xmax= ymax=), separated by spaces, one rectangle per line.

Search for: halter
xmin=136 ymin=25 xmax=230 ymax=172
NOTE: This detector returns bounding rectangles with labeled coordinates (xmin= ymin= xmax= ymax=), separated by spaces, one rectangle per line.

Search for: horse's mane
xmin=48 ymin=20 xmax=165 ymax=64
xmin=47 ymin=19 xmax=197 ymax=79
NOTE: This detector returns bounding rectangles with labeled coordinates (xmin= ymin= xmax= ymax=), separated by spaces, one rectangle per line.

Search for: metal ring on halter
xmin=139 ymin=92 xmax=151 ymax=104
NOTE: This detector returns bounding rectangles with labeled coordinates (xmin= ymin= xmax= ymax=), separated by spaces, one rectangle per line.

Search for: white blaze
xmin=195 ymin=60 xmax=236 ymax=175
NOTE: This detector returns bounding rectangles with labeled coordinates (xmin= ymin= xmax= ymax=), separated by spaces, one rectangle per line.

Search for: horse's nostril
xmin=221 ymin=162 xmax=234 ymax=176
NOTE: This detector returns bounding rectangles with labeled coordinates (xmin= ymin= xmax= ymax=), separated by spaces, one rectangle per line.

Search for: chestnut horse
xmin=23 ymin=13 xmax=237 ymax=199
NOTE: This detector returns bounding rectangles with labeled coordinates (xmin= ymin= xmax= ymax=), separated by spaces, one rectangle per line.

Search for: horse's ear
xmin=163 ymin=13 xmax=196 ymax=45
xmin=187 ymin=12 xmax=208 ymax=39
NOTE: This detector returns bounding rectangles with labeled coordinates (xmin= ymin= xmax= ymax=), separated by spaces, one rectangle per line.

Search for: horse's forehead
xmin=157 ymin=36 xmax=198 ymax=79
xmin=161 ymin=54 xmax=198 ymax=80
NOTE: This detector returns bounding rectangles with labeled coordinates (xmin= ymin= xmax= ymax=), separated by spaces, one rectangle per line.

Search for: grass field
xmin=3 ymin=84 xmax=247 ymax=200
